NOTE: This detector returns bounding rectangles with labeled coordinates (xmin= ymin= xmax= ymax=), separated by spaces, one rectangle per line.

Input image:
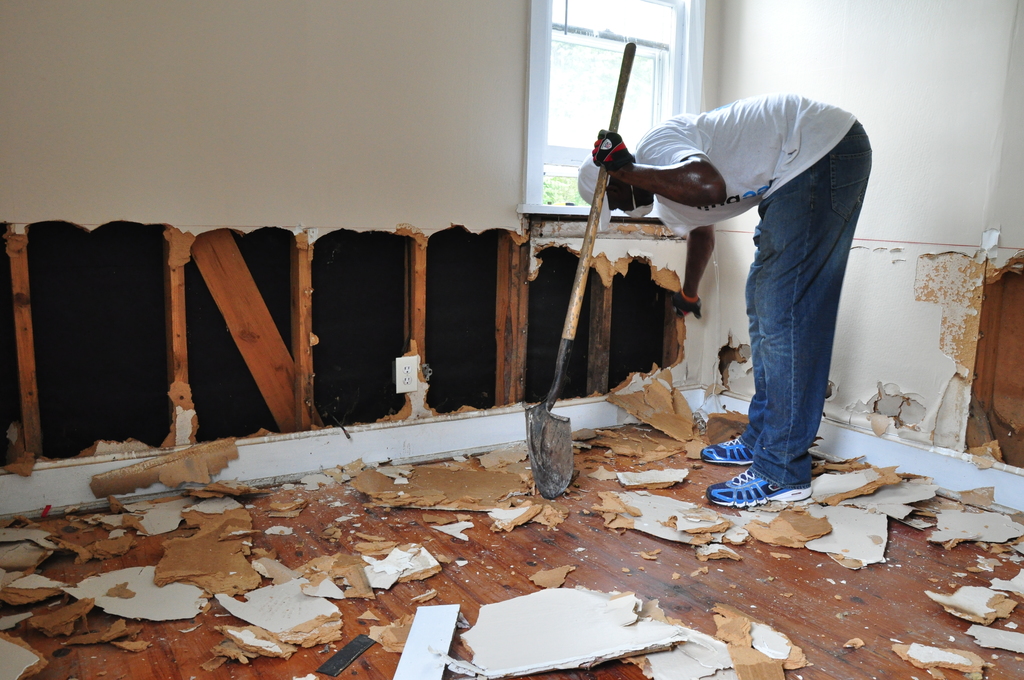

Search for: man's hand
xmin=672 ymin=291 xmax=702 ymax=319
xmin=592 ymin=130 xmax=635 ymax=171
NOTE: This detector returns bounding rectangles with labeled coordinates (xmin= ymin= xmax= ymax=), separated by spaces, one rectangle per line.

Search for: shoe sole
xmin=706 ymin=488 xmax=811 ymax=508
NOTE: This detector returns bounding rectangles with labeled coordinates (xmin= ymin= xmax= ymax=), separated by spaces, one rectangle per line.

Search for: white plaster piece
xmin=990 ymin=569 xmax=1024 ymax=595
xmin=224 ymin=626 xmax=291 ymax=654
xmin=432 ymin=521 xmax=473 ymax=541
xmin=0 ymin=542 xmax=51 ymax=571
xmin=616 ymin=469 xmax=689 ymax=488
xmin=619 ymin=492 xmax=727 ymax=544
xmin=300 ymin=473 xmax=336 ymax=491
xmin=214 ymin=578 xmax=339 ymax=634
xmin=904 ymin=642 xmax=979 ymax=667
xmin=4 ymin=574 xmax=67 ymax=590
xmin=925 ymin=586 xmax=1015 ymax=623
xmin=645 ymin=629 xmax=732 ymax=680
xmin=810 ymin=469 xmax=882 ymax=502
xmin=0 ymin=528 xmax=58 ymax=550
xmin=124 ymin=497 xmax=196 ymax=535
xmin=711 ymin=523 xmax=750 ymax=545
xmin=0 ymin=612 xmax=33 ymax=631
xmin=750 ymin=622 xmax=790 ymax=660
xmin=300 ymin=577 xmax=345 ymax=599
xmin=487 ymin=507 xmax=534 ymax=526
xmin=460 ymin=588 xmax=688 ymax=679
xmin=252 ymin=557 xmax=298 ymax=584
xmin=0 ymin=633 xmax=42 ymax=680
xmin=393 ymin=604 xmax=461 ymax=680
xmin=839 ymin=481 xmax=939 ymax=519
xmin=64 ymin=565 xmax=208 ymax=621
xmin=265 ymin=526 xmax=294 ymax=536
xmin=967 ymin=624 xmax=1024 ymax=653
xmin=803 ymin=505 xmax=888 ymax=568
xmin=182 ymin=497 xmax=243 ymax=514
xmin=695 ymin=544 xmax=740 ymax=561
xmin=928 ymin=509 xmax=1024 ymax=545
xmin=363 ymin=545 xmax=441 ymax=590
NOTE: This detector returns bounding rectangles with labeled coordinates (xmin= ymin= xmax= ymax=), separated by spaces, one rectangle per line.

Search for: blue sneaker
xmin=706 ymin=470 xmax=812 ymax=508
xmin=700 ymin=438 xmax=754 ymax=466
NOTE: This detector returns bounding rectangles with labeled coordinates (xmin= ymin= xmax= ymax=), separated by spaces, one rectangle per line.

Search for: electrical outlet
xmin=393 ymin=355 xmax=418 ymax=394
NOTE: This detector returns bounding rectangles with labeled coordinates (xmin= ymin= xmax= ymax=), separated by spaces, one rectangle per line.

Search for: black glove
xmin=672 ymin=291 xmax=702 ymax=319
xmin=592 ymin=130 xmax=635 ymax=171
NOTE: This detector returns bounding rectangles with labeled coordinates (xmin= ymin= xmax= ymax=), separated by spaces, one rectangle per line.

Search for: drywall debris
xmin=0 ymin=631 xmax=47 ymax=679
xmin=65 ymin=618 xmax=143 ymax=646
xmin=696 ymin=544 xmax=742 ymax=562
xmin=300 ymin=473 xmax=336 ymax=491
xmin=705 ymin=411 xmax=749 ymax=445
xmin=990 ymin=568 xmax=1024 ymax=596
xmin=392 ymin=604 xmax=460 ymax=680
xmin=0 ymin=574 xmax=68 ymax=605
xmin=925 ymin=586 xmax=1017 ymax=624
xmin=28 ymin=597 xmax=94 ymax=637
xmin=0 ymin=542 xmax=52 ymax=571
xmin=64 ymin=566 xmax=208 ymax=620
xmin=123 ymin=496 xmax=195 ymax=535
xmin=803 ymin=505 xmax=889 ymax=569
xmin=712 ymin=604 xmax=807 ymax=677
xmin=810 ymin=466 xmax=903 ymax=506
xmin=862 ymin=383 xmax=928 ymax=430
xmin=643 ymin=628 xmax=733 ymax=680
xmin=89 ymin=438 xmax=239 ymax=497
xmin=363 ymin=545 xmax=442 ymax=590
xmin=914 ymin=252 xmax=985 ymax=374
xmin=0 ymin=528 xmax=57 ymax=550
xmin=717 ymin=339 xmax=751 ymax=391
xmin=603 ymin=492 xmax=730 ymax=545
xmin=529 ymin=566 xmax=576 ymax=589
xmin=839 ymin=480 xmax=938 ymax=520
xmin=891 ymin=642 xmax=986 ymax=674
xmin=432 ymin=521 xmax=473 ymax=541
xmin=410 ymin=589 xmax=437 ymax=604
xmin=928 ymin=509 xmax=1024 ymax=547
xmin=607 ymin=370 xmax=695 ymax=443
xmin=252 ymin=557 xmax=299 ymax=585
xmin=587 ymin=466 xmax=619 ymax=480
xmin=183 ymin=497 xmax=243 ymax=515
xmin=300 ymin=574 xmax=346 ymax=599
xmin=369 ymin=613 xmax=415 ymax=653
xmin=488 ymin=502 xmax=567 ymax=532
xmin=745 ymin=508 xmax=832 ymax=549
xmin=0 ymin=612 xmax=33 ymax=631
xmin=478 ymin=444 xmax=528 ymax=470
xmin=589 ymin=426 xmax=694 ymax=463
xmin=844 ymin=638 xmax=865 ymax=649
xmin=265 ymin=526 xmax=294 ymax=535
xmin=187 ymin=479 xmax=259 ymax=498
xmin=162 ymin=380 xmax=198 ymax=447
xmin=218 ymin=625 xmax=298 ymax=659
xmin=155 ymin=505 xmax=260 ymax=596
xmin=460 ymin=588 xmax=688 ymax=679
xmin=215 ymin=578 xmax=343 ymax=647
xmin=616 ymin=469 xmax=689 ymax=490
xmin=966 ymin=624 xmax=1024 ymax=653
xmin=352 ymin=466 xmax=529 ymax=510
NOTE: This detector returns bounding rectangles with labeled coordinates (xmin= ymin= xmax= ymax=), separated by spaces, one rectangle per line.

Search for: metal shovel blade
xmin=525 ymin=401 xmax=573 ymax=499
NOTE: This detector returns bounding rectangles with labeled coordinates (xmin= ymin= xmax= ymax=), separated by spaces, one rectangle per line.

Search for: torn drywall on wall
xmin=717 ymin=336 xmax=751 ymax=392
xmin=914 ymin=252 xmax=985 ymax=375
xmin=528 ymin=236 xmax=687 ymax=290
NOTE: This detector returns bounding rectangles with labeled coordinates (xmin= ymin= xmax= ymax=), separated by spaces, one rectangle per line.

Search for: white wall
xmin=0 ymin=1 xmax=528 ymax=234
xmin=695 ymin=0 xmax=1024 ymax=451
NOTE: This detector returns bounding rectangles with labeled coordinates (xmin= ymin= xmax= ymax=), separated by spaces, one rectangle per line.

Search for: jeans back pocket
xmin=830 ymin=148 xmax=872 ymax=221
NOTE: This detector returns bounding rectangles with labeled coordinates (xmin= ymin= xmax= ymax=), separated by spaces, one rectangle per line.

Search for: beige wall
xmin=693 ymin=0 xmax=1024 ymax=452
xmin=0 ymin=1 xmax=528 ymax=233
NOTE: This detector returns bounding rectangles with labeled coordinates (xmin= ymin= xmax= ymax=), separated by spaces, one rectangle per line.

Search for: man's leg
xmin=707 ymin=123 xmax=871 ymax=506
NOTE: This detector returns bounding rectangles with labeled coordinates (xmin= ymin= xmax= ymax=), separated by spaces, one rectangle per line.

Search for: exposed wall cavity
xmin=853 ymin=382 xmax=927 ymax=437
xmin=717 ymin=336 xmax=751 ymax=391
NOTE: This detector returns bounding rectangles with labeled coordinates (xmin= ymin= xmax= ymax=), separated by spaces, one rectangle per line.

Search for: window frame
xmin=521 ymin=0 xmax=706 ymax=216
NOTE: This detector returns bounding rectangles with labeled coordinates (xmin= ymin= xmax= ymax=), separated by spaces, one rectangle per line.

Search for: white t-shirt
xmin=635 ymin=93 xmax=857 ymax=235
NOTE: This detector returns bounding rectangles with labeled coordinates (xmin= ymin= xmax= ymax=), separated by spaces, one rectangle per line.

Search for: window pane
xmin=548 ymin=38 xmax=657 ymax=150
xmin=553 ymin=0 xmax=673 ymax=45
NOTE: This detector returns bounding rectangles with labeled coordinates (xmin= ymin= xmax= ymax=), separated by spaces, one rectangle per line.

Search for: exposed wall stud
xmin=586 ymin=273 xmax=612 ymax=395
xmin=191 ymin=229 xmax=299 ymax=433
xmin=495 ymin=230 xmax=530 ymax=405
xmin=163 ymin=226 xmax=196 ymax=446
xmin=4 ymin=225 xmax=42 ymax=469
xmin=402 ymin=230 xmax=428 ymax=359
xmin=291 ymin=230 xmax=321 ymax=429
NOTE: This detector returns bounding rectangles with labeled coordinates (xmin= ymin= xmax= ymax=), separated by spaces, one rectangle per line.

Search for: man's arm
xmin=609 ymin=158 xmax=727 ymax=208
xmin=683 ymin=225 xmax=715 ymax=298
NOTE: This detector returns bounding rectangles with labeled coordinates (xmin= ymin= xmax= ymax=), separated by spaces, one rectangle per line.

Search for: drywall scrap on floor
xmin=363 ymin=544 xmax=442 ymax=590
xmin=967 ymin=624 xmax=1024 ymax=653
xmin=63 ymin=565 xmax=208 ymax=621
xmin=809 ymin=465 xmax=903 ymax=506
xmin=838 ymin=479 xmax=938 ymax=520
xmin=891 ymin=642 xmax=986 ymax=674
xmin=616 ymin=469 xmax=690 ymax=490
xmin=642 ymin=628 xmax=733 ymax=680
xmin=0 ymin=574 xmax=68 ymax=605
xmin=594 ymin=491 xmax=730 ymax=545
xmin=711 ymin=604 xmax=808 ymax=679
xmin=587 ymin=426 xmax=701 ymax=463
xmin=928 ymin=508 xmax=1024 ymax=547
xmin=0 ymin=631 xmax=47 ymax=680
xmin=607 ymin=369 xmax=695 ymax=443
xmin=803 ymin=505 xmax=889 ymax=569
xmin=352 ymin=465 xmax=530 ymax=510
xmin=392 ymin=604 xmax=460 ymax=680
xmin=990 ymin=568 xmax=1024 ymax=595
xmin=89 ymin=438 xmax=239 ymax=497
xmin=925 ymin=586 xmax=1018 ymax=624
xmin=214 ymin=577 xmax=343 ymax=646
xmin=459 ymin=588 xmax=688 ymax=679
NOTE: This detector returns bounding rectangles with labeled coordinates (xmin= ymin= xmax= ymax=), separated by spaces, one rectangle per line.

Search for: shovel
xmin=527 ymin=42 xmax=636 ymax=500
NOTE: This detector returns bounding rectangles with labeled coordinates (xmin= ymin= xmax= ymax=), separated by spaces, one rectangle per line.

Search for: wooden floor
xmin=7 ymin=443 xmax=1024 ymax=680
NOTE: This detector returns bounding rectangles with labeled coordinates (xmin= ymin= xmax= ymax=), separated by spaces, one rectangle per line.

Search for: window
xmin=523 ymin=0 xmax=705 ymax=212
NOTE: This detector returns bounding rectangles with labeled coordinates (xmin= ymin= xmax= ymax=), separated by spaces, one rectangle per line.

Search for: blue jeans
xmin=740 ymin=122 xmax=871 ymax=489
